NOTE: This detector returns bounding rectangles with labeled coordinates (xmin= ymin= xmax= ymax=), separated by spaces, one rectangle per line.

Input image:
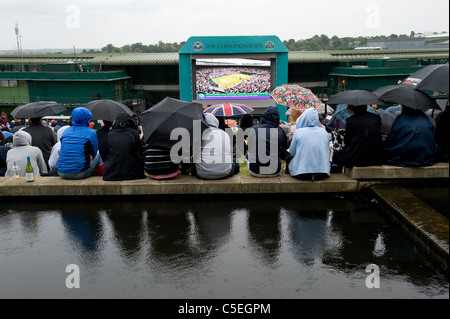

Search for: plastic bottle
xmin=26 ymin=156 xmax=34 ymax=182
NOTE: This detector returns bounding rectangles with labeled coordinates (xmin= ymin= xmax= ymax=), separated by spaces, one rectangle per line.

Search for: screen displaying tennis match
xmin=194 ymin=57 xmax=273 ymax=101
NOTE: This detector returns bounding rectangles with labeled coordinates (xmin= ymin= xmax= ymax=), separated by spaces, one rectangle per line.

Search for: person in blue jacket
xmin=288 ymin=108 xmax=331 ymax=181
xmin=57 ymin=107 xmax=101 ymax=179
xmin=384 ymin=105 xmax=437 ymax=167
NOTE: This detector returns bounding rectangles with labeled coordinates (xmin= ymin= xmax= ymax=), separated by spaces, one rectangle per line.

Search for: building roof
xmin=0 ymin=49 xmax=448 ymax=66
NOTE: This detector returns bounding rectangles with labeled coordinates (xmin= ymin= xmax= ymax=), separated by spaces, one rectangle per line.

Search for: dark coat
xmin=247 ymin=106 xmax=289 ymax=175
xmin=434 ymin=106 xmax=450 ymax=162
xmin=103 ymin=113 xmax=146 ymax=181
xmin=23 ymin=123 xmax=57 ymax=169
xmin=343 ymin=112 xmax=384 ymax=168
xmin=96 ymin=122 xmax=112 ymax=162
xmin=384 ymin=111 xmax=437 ymax=167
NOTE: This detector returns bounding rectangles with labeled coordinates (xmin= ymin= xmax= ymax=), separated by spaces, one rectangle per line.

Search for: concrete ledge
xmin=345 ymin=162 xmax=449 ymax=180
xmin=370 ymin=184 xmax=449 ymax=271
xmin=0 ymin=173 xmax=359 ymax=197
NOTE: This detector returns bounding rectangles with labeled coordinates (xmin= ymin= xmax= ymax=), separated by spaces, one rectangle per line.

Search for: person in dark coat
xmin=434 ymin=97 xmax=449 ymax=163
xmin=23 ymin=117 xmax=57 ymax=171
xmin=97 ymin=120 xmax=113 ymax=162
xmin=103 ymin=113 xmax=146 ymax=181
xmin=343 ymin=105 xmax=384 ymax=168
xmin=246 ymin=106 xmax=290 ymax=177
xmin=0 ymin=144 xmax=9 ymax=176
xmin=384 ymin=105 xmax=438 ymax=167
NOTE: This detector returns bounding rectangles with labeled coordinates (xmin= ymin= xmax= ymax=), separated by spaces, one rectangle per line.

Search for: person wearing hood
xmin=383 ymin=105 xmax=437 ymax=167
xmin=97 ymin=120 xmax=113 ymax=162
xmin=103 ymin=113 xmax=146 ymax=181
xmin=195 ymin=113 xmax=239 ymax=180
xmin=343 ymin=104 xmax=384 ymax=168
xmin=288 ymin=108 xmax=331 ymax=181
xmin=5 ymin=130 xmax=48 ymax=177
xmin=47 ymin=125 xmax=70 ymax=176
xmin=57 ymin=107 xmax=101 ymax=179
xmin=246 ymin=106 xmax=290 ymax=177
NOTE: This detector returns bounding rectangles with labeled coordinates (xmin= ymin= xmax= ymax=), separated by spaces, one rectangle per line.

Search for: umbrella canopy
xmin=376 ymin=109 xmax=399 ymax=135
xmin=373 ymin=85 xmax=441 ymax=110
xmin=270 ymin=84 xmax=322 ymax=110
xmin=85 ymin=99 xmax=134 ymax=121
xmin=402 ymin=64 xmax=449 ymax=93
xmin=139 ymin=97 xmax=208 ymax=150
xmin=203 ymin=103 xmax=254 ymax=117
xmin=10 ymin=101 xmax=66 ymax=119
xmin=327 ymin=90 xmax=385 ymax=106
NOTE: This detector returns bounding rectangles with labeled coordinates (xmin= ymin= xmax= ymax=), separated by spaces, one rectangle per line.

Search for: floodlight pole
xmin=15 ymin=22 xmax=24 ymax=71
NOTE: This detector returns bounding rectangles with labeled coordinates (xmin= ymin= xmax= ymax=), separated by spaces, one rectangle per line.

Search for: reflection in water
xmin=286 ymin=210 xmax=329 ymax=267
xmin=105 ymin=202 xmax=145 ymax=262
xmin=246 ymin=202 xmax=282 ymax=267
xmin=0 ymin=198 xmax=448 ymax=298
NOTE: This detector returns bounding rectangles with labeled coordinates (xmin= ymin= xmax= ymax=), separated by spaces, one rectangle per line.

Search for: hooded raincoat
xmin=195 ymin=113 xmax=233 ymax=180
xmin=57 ymin=107 xmax=99 ymax=174
xmin=5 ymin=130 xmax=48 ymax=177
xmin=247 ymin=107 xmax=289 ymax=176
xmin=384 ymin=109 xmax=437 ymax=167
xmin=48 ymin=125 xmax=70 ymax=173
xmin=103 ymin=113 xmax=146 ymax=181
xmin=288 ymin=108 xmax=331 ymax=177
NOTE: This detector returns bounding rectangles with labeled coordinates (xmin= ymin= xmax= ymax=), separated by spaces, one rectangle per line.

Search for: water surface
xmin=0 ymin=198 xmax=448 ymax=299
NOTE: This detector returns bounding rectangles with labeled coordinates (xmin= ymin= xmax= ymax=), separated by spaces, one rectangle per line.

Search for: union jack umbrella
xmin=203 ymin=103 xmax=254 ymax=117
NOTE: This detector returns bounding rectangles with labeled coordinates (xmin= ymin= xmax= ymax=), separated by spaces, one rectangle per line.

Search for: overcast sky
xmin=1 ymin=0 xmax=449 ymax=50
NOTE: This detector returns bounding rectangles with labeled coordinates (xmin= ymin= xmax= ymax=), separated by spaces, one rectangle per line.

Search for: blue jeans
xmin=59 ymin=153 xmax=102 ymax=180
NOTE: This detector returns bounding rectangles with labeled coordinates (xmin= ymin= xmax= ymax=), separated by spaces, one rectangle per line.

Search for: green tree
xmin=102 ymin=44 xmax=120 ymax=53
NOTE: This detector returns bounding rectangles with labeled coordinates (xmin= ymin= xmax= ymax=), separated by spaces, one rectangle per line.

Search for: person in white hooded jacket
xmin=288 ymin=108 xmax=331 ymax=181
xmin=195 ymin=113 xmax=240 ymax=180
xmin=5 ymin=130 xmax=48 ymax=177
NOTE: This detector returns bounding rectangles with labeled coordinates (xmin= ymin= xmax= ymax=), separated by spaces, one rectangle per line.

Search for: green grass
xmin=213 ymin=73 xmax=252 ymax=89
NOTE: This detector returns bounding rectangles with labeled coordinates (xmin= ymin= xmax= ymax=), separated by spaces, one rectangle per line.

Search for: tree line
xmin=83 ymin=31 xmax=445 ymax=54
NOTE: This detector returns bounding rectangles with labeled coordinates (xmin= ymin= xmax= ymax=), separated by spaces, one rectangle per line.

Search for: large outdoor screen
xmin=194 ymin=57 xmax=274 ymax=101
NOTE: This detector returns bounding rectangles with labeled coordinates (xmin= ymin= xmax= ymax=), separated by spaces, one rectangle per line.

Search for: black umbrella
xmin=402 ymin=64 xmax=449 ymax=93
xmin=373 ymin=85 xmax=441 ymax=110
xmin=85 ymin=99 xmax=134 ymax=121
xmin=139 ymin=97 xmax=208 ymax=150
xmin=376 ymin=109 xmax=399 ymax=135
xmin=327 ymin=90 xmax=386 ymax=106
xmin=10 ymin=101 xmax=66 ymax=118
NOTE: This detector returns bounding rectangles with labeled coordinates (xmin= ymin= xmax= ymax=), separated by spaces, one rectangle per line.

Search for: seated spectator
xmin=0 ymin=144 xmax=9 ymax=176
xmin=0 ymin=130 xmax=6 ymax=146
xmin=10 ymin=117 xmax=26 ymax=133
xmin=5 ymin=131 xmax=48 ymax=177
xmin=24 ymin=117 xmax=57 ymax=171
xmin=97 ymin=120 xmax=113 ymax=163
xmin=434 ymin=96 xmax=449 ymax=163
xmin=343 ymin=104 xmax=384 ymax=168
xmin=103 ymin=113 xmax=146 ymax=181
xmin=144 ymin=146 xmax=181 ymax=180
xmin=246 ymin=106 xmax=290 ymax=177
xmin=48 ymin=125 xmax=70 ymax=176
xmin=195 ymin=113 xmax=239 ymax=180
xmin=288 ymin=108 xmax=331 ymax=181
xmin=216 ymin=116 xmax=230 ymax=132
xmin=384 ymin=105 xmax=438 ymax=167
xmin=0 ymin=112 xmax=8 ymax=128
xmin=239 ymin=113 xmax=254 ymax=156
xmin=57 ymin=107 xmax=101 ymax=179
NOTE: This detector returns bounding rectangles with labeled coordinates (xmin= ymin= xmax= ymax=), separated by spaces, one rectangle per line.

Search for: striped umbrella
xmin=203 ymin=103 xmax=254 ymax=117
